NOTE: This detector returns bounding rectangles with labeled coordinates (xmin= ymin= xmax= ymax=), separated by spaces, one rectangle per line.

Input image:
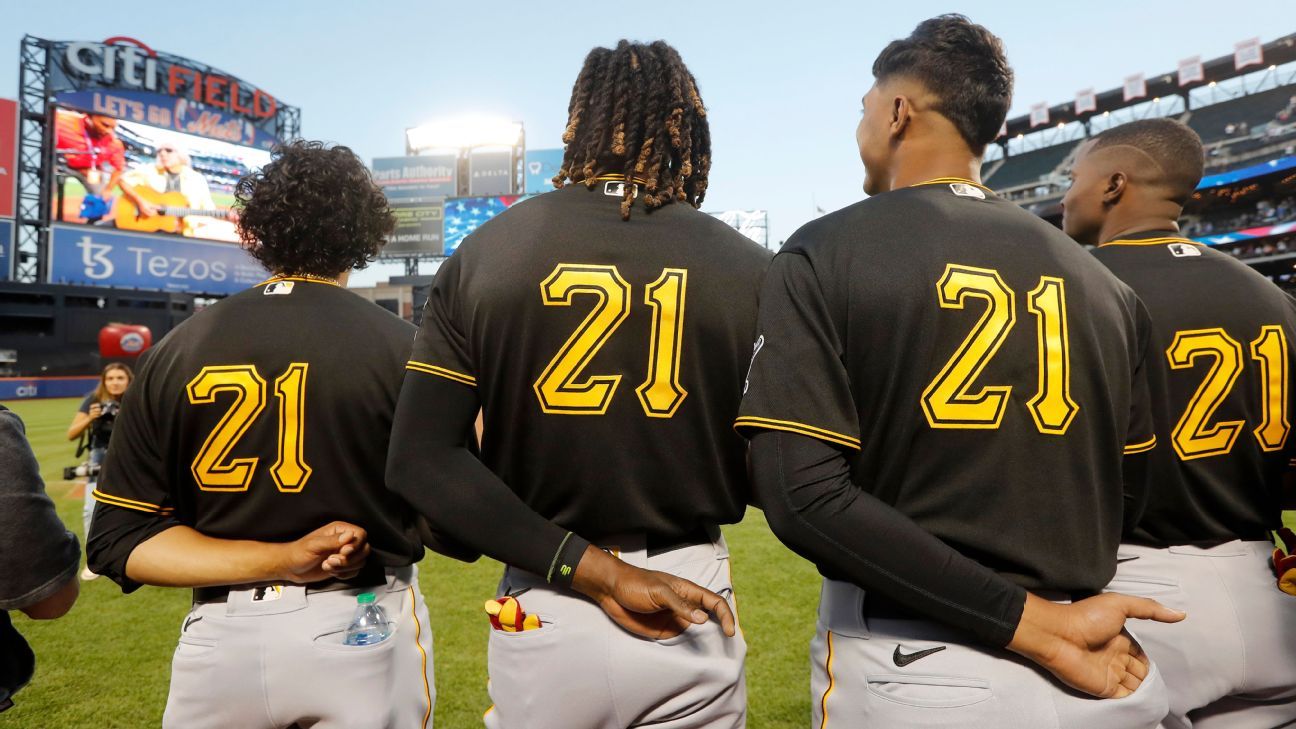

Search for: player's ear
xmin=1103 ymin=172 xmax=1127 ymax=207
xmin=891 ymin=94 xmax=912 ymax=139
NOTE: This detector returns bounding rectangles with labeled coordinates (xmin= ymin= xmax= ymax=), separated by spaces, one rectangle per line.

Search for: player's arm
xmin=388 ymin=373 xmax=735 ymax=639
xmin=0 ymin=407 xmax=81 ymax=620
xmin=87 ymin=356 xmax=367 ymax=591
xmin=1119 ymin=297 xmax=1160 ymax=533
xmin=743 ymin=251 xmax=1182 ymax=698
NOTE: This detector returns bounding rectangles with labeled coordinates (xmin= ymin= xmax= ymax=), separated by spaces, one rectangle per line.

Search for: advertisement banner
xmin=55 ymin=89 xmax=280 ymax=149
xmin=525 ymin=148 xmax=564 ymax=194
xmin=708 ymin=210 xmax=770 ymax=250
xmin=47 ymin=37 xmax=284 ymax=142
xmin=384 ymin=200 xmax=445 ymax=257
xmin=0 ymin=376 xmax=99 ymax=401
xmin=0 ymin=98 xmax=15 ymax=218
xmin=442 ymin=195 xmax=531 ymax=255
xmin=372 ymin=155 xmax=457 ymax=200
xmin=469 ymin=149 xmax=513 ymax=196
xmin=0 ymin=218 xmax=12 ymax=281
xmin=47 ymin=224 xmax=267 ymax=295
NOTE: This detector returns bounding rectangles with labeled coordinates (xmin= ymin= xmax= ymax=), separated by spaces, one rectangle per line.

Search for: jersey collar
xmin=256 ymin=273 xmax=341 ymax=287
xmin=908 ymin=176 xmax=992 ymax=192
xmin=1098 ymin=230 xmax=1200 ymax=248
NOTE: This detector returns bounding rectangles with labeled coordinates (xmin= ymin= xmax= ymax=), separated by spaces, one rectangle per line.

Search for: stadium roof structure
xmin=997 ymin=33 xmax=1296 ymax=141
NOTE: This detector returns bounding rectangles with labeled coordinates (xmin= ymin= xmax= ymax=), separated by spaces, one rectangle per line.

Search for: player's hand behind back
xmin=571 ymin=546 xmax=737 ymax=641
xmin=279 ymin=521 xmax=371 ymax=583
xmin=1009 ymin=592 xmax=1185 ymax=699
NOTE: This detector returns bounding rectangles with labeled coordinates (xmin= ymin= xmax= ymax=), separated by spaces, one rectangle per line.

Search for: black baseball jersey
xmin=95 ymin=277 xmax=422 ymax=567
xmin=1093 ymin=232 xmax=1296 ymax=545
xmin=410 ymin=180 xmax=772 ymax=542
xmin=738 ymin=179 xmax=1155 ymax=593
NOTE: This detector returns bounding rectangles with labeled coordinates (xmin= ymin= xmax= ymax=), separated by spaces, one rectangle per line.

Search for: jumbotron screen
xmin=51 ymin=107 xmax=271 ymax=243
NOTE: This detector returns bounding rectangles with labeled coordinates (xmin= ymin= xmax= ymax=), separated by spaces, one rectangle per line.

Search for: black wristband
xmin=546 ymin=532 xmax=591 ymax=587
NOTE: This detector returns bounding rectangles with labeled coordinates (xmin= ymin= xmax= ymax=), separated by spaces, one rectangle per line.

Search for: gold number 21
xmin=533 ymin=263 xmax=688 ymax=418
xmin=187 ymin=363 xmax=312 ymax=491
xmin=921 ymin=264 xmax=1078 ymax=434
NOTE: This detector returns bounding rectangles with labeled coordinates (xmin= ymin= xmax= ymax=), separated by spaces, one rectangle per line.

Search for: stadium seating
xmin=1188 ymin=85 xmax=1296 ymax=143
xmin=984 ymin=139 xmax=1081 ymax=190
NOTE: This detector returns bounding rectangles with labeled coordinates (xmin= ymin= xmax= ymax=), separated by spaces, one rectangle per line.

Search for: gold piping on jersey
xmin=909 ymin=176 xmax=992 ymax=192
xmin=1124 ymin=435 xmax=1158 ymax=454
xmin=406 ymin=360 xmax=477 ymax=387
xmin=818 ymin=630 xmax=836 ymax=729
xmin=409 ymin=586 xmax=432 ymax=729
xmin=92 ymin=488 xmax=173 ymax=514
xmin=590 ymin=173 xmax=651 ymax=186
xmin=256 ymin=274 xmax=342 ymax=287
xmin=1097 ymin=236 xmax=1199 ymax=248
xmin=733 ymin=416 xmax=862 ymax=450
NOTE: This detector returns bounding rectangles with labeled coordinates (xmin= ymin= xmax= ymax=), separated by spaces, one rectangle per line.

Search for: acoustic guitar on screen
xmin=114 ymin=186 xmax=237 ymax=234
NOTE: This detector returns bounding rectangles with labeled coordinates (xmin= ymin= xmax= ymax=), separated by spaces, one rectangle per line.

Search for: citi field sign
xmin=42 ymin=36 xmax=293 ymax=147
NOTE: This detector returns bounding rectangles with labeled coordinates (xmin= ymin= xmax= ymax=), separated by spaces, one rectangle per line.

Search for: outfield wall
xmin=0 ymin=376 xmax=97 ymax=401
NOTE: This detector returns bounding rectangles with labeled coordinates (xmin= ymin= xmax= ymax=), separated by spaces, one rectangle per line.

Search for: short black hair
xmin=236 ymin=140 xmax=394 ymax=276
xmin=872 ymin=15 xmax=1013 ymax=153
xmin=1090 ymin=119 xmax=1205 ymax=205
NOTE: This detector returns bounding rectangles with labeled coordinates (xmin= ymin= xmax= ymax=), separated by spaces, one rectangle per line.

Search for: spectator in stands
xmin=0 ymin=405 xmax=81 ymax=712
xmin=66 ymin=363 xmax=133 ymax=580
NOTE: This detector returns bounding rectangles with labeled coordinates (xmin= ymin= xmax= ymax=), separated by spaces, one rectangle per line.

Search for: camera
xmin=62 ymin=462 xmax=102 ymax=480
xmin=98 ymin=401 xmax=120 ymax=423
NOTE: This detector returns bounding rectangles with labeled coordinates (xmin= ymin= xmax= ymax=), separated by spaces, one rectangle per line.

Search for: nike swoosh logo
xmin=183 ymin=616 xmax=203 ymax=632
xmin=893 ymin=644 xmax=946 ymax=667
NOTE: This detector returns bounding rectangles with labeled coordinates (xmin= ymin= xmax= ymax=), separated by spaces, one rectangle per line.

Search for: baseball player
xmin=384 ymin=38 xmax=1176 ymax=729
xmin=1068 ymin=118 xmax=1296 ymax=728
xmin=87 ymin=141 xmax=442 ymax=729
xmin=738 ymin=15 xmax=1186 ymax=728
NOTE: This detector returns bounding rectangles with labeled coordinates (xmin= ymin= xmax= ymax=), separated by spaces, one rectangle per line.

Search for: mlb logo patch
xmin=1168 ymin=243 xmax=1201 ymax=258
xmin=603 ymin=181 xmax=638 ymax=198
xmin=949 ymin=183 xmax=986 ymax=200
xmin=264 ymin=281 xmax=296 ymax=295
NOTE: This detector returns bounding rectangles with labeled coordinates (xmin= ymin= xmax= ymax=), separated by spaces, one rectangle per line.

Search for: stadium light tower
xmin=405 ymin=116 xmax=526 ymax=197
xmin=406 ymin=116 xmax=523 ymax=153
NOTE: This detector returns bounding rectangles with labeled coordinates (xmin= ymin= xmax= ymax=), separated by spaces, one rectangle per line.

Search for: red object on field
xmin=99 ymin=323 xmax=153 ymax=358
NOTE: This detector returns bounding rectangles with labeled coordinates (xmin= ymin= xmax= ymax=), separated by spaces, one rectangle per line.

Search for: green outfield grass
xmin=0 ymin=398 xmax=821 ymax=728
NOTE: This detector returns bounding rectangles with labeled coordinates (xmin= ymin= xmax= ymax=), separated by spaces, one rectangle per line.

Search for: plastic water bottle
xmin=344 ymin=592 xmax=391 ymax=646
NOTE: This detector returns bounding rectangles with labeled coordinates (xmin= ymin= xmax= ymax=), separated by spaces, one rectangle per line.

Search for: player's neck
xmin=888 ymin=149 xmax=983 ymax=191
xmin=1098 ymin=214 xmax=1183 ymax=244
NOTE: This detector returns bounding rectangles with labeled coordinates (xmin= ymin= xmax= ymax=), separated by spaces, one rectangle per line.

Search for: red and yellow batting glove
xmin=485 ymin=595 xmax=542 ymax=632
xmin=1274 ymin=528 xmax=1296 ymax=596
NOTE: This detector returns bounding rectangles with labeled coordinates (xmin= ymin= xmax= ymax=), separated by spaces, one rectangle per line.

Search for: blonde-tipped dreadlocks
xmin=552 ymin=40 xmax=711 ymax=220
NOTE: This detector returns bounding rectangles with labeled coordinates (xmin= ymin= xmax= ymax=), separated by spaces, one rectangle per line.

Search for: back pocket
xmin=866 ymin=673 xmax=992 ymax=709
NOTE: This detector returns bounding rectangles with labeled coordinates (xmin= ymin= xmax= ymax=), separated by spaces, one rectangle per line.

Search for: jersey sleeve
xmin=91 ymin=354 xmax=174 ymax=518
xmin=736 ymin=251 xmax=861 ymax=450
xmin=1124 ymin=298 xmax=1158 ymax=456
xmin=407 ymin=252 xmax=477 ymax=387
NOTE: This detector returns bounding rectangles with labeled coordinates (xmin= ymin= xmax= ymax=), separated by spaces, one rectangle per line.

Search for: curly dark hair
xmin=873 ymin=15 xmax=1013 ymax=154
xmin=553 ymin=40 xmax=711 ymax=220
xmin=236 ymin=140 xmax=394 ymax=276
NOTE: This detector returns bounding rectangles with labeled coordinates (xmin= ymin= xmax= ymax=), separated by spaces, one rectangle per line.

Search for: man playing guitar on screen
xmin=118 ymin=145 xmax=235 ymax=238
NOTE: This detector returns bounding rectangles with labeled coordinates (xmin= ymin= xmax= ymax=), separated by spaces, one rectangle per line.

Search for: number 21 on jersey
xmin=1166 ymin=326 xmax=1289 ymax=460
xmin=186 ymin=364 xmax=312 ymax=491
xmin=921 ymin=264 xmax=1079 ymax=434
xmin=533 ymin=263 xmax=688 ymax=418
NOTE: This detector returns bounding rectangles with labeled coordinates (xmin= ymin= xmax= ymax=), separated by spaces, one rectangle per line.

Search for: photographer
xmin=66 ymin=363 xmax=132 ymax=580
